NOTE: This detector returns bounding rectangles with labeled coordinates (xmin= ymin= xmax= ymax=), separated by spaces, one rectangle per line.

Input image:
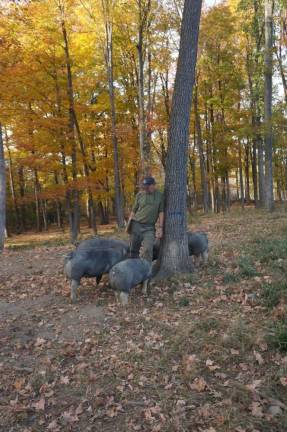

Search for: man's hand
xmin=156 ymin=226 xmax=163 ymax=239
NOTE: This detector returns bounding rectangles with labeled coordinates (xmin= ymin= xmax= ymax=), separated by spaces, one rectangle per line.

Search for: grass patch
xmin=237 ymin=256 xmax=259 ymax=278
xmin=178 ymin=297 xmax=190 ymax=307
xmin=261 ymin=281 xmax=287 ymax=309
xmin=267 ymin=319 xmax=287 ymax=352
xmin=223 ymin=272 xmax=240 ymax=284
xmin=251 ymin=237 xmax=287 ymax=263
xmin=222 ymin=319 xmax=253 ymax=351
xmin=197 ymin=317 xmax=220 ymax=332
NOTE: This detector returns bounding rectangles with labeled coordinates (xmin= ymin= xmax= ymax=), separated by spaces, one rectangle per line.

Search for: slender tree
xmin=59 ymin=2 xmax=81 ymax=242
xmin=0 ymin=123 xmax=6 ymax=252
xmin=264 ymin=0 xmax=274 ymax=211
xmin=155 ymin=0 xmax=202 ymax=278
xmin=102 ymin=0 xmax=125 ymax=228
xmin=137 ymin=0 xmax=151 ymax=174
xmin=194 ymin=83 xmax=209 ymax=213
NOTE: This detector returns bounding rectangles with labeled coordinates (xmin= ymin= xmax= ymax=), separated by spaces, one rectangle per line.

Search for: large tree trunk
xmin=102 ymin=0 xmax=125 ymax=229
xmin=0 ymin=124 xmax=6 ymax=252
xmin=155 ymin=0 xmax=202 ymax=278
xmin=264 ymin=0 xmax=274 ymax=211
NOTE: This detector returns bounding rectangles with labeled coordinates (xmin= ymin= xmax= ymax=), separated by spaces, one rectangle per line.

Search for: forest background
xmin=0 ymin=0 xmax=286 ymax=242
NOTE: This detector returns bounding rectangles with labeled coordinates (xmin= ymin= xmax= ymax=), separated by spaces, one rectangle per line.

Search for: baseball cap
xmin=142 ymin=177 xmax=156 ymax=186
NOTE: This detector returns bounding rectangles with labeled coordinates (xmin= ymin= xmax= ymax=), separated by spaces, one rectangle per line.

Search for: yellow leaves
xmin=14 ymin=377 xmax=25 ymax=391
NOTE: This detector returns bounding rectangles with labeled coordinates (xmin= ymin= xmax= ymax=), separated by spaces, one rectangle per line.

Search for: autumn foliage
xmin=0 ymin=0 xmax=286 ymax=238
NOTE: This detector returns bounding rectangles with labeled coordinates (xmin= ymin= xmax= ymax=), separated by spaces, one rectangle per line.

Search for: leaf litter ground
xmin=1 ymin=207 xmax=287 ymax=431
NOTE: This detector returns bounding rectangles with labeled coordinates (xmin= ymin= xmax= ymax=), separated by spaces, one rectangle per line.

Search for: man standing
xmin=126 ymin=177 xmax=164 ymax=262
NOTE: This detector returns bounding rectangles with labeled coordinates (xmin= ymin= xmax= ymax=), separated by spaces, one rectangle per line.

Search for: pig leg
xmin=119 ymin=291 xmax=129 ymax=306
xmin=96 ymin=275 xmax=102 ymax=285
xmin=193 ymin=255 xmax=200 ymax=268
xmin=142 ymin=279 xmax=149 ymax=296
xmin=114 ymin=291 xmax=120 ymax=304
xmin=70 ymin=279 xmax=79 ymax=303
xmin=202 ymin=250 xmax=209 ymax=265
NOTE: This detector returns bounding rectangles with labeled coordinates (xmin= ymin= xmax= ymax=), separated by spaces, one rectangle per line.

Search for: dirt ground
xmin=1 ymin=207 xmax=287 ymax=431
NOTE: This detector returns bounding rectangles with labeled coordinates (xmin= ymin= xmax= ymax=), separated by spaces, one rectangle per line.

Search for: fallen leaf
xmin=47 ymin=420 xmax=60 ymax=431
xmin=246 ymin=380 xmax=262 ymax=391
xmin=239 ymin=363 xmax=248 ymax=371
xmin=35 ymin=337 xmax=46 ymax=347
xmin=190 ymin=377 xmax=207 ymax=392
xmin=250 ymin=401 xmax=263 ymax=418
xmin=259 ymin=342 xmax=268 ymax=351
xmin=14 ymin=377 xmax=25 ymax=391
xmin=280 ymin=377 xmax=287 ymax=386
xmin=144 ymin=408 xmax=155 ymax=422
xmin=60 ymin=376 xmax=69 ymax=385
xmin=62 ymin=410 xmax=79 ymax=424
xmin=89 ymin=372 xmax=97 ymax=382
xmin=75 ymin=403 xmax=84 ymax=415
xmin=253 ymin=350 xmax=264 ymax=365
xmin=183 ymin=354 xmax=197 ymax=372
xmin=32 ymin=397 xmax=45 ymax=411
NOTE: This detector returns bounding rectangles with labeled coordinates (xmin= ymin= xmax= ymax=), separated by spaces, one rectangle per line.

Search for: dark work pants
xmin=129 ymin=221 xmax=155 ymax=262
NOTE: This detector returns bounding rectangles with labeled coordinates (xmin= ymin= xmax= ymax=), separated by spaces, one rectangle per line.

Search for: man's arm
xmin=156 ymin=211 xmax=164 ymax=239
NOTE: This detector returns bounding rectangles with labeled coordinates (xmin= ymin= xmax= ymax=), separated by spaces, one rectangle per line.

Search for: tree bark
xmin=137 ymin=0 xmax=151 ymax=174
xmin=102 ymin=0 xmax=125 ymax=229
xmin=251 ymin=142 xmax=258 ymax=205
xmin=154 ymin=0 xmax=202 ymax=278
xmin=245 ymin=143 xmax=251 ymax=203
xmin=54 ymin=172 xmax=63 ymax=230
xmin=238 ymin=140 xmax=245 ymax=209
xmin=258 ymin=136 xmax=265 ymax=205
xmin=18 ymin=166 xmax=26 ymax=230
xmin=0 ymin=123 xmax=6 ymax=252
xmin=5 ymin=131 xmax=22 ymax=232
xmin=60 ymin=7 xmax=81 ymax=242
xmin=264 ymin=0 xmax=274 ymax=211
xmin=34 ymin=169 xmax=41 ymax=232
xmin=194 ymin=84 xmax=209 ymax=213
